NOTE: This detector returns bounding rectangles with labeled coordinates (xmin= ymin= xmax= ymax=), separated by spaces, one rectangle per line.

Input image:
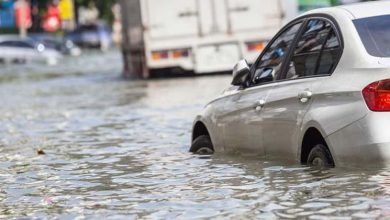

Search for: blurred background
xmin=0 ymin=0 xmax=376 ymax=78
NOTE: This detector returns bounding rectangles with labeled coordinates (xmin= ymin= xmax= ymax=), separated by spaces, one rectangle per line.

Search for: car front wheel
xmin=189 ymin=135 xmax=214 ymax=155
xmin=307 ymin=144 xmax=334 ymax=167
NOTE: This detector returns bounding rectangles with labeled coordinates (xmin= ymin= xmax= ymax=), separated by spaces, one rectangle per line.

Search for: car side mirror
xmin=231 ymin=59 xmax=250 ymax=86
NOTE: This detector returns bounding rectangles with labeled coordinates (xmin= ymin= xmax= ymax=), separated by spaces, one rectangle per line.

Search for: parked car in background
xmin=29 ymin=34 xmax=82 ymax=57
xmin=65 ymin=22 xmax=112 ymax=51
xmin=190 ymin=1 xmax=390 ymax=168
xmin=0 ymin=35 xmax=62 ymax=65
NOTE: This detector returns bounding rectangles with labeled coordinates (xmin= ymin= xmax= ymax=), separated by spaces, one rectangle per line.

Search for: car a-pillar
xmin=301 ymin=127 xmax=335 ymax=167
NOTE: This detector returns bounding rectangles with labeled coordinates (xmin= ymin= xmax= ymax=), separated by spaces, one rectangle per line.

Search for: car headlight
xmin=37 ymin=43 xmax=45 ymax=52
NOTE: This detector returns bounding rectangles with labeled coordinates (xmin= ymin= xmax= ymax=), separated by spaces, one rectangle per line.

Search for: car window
xmin=251 ymin=22 xmax=302 ymax=86
xmin=285 ymin=19 xmax=341 ymax=79
xmin=0 ymin=41 xmax=12 ymax=47
xmin=317 ymin=29 xmax=341 ymax=75
xmin=0 ymin=40 xmax=32 ymax=48
xmin=354 ymin=15 xmax=390 ymax=57
xmin=41 ymin=39 xmax=58 ymax=49
xmin=13 ymin=41 xmax=34 ymax=48
xmin=80 ymin=25 xmax=98 ymax=32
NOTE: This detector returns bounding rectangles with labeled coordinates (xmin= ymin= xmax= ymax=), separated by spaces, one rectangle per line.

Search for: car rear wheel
xmin=189 ymin=135 xmax=214 ymax=155
xmin=307 ymin=144 xmax=334 ymax=167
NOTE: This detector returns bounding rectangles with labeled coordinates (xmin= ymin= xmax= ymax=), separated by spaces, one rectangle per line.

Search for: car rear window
xmin=353 ymin=15 xmax=390 ymax=57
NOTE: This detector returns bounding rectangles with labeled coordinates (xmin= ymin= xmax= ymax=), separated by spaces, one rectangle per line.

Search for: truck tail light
xmin=172 ymin=49 xmax=189 ymax=59
xmin=362 ymin=79 xmax=390 ymax=111
xmin=151 ymin=51 xmax=169 ymax=60
xmin=151 ymin=49 xmax=190 ymax=60
xmin=246 ymin=41 xmax=265 ymax=52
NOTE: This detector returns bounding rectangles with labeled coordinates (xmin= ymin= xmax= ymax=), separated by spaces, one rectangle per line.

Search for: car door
xmin=261 ymin=18 xmax=343 ymax=159
xmin=220 ymin=22 xmax=303 ymax=155
xmin=0 ymin=40 xmax=34 ymax=63
xmin=14 ymin=41 xmax=38 ymax=62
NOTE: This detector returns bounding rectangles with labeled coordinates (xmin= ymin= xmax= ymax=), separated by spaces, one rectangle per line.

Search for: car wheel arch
xmin=300 ymin=127 xmax=335 ymax=165
xmin=192 ymin=121 xmax=211 ymax=142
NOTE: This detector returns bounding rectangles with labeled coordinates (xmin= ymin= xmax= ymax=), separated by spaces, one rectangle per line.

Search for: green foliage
xmin=33 ymin=0 xmax=116 ymax=24
xmin=75 ymin=0 xmax=116 ymax=24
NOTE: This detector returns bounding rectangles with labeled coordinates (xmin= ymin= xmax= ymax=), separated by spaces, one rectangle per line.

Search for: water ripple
xmin=0 ymin=52 xmax=389 ymax=219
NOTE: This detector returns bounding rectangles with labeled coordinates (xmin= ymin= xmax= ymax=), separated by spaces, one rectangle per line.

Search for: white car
xmin=0 ymin=36 xmax=62 ymax=65
xmin=190 ymin=1 xmax=390 ymax=167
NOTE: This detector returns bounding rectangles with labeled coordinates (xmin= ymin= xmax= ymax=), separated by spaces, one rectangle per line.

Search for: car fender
xmin=192 ymin=103 xmax=225 ymax=153
xmin=298 ymin=119 xmax=334 ymax=162
xmin=300 ymin=96 xmax=367 ymax=166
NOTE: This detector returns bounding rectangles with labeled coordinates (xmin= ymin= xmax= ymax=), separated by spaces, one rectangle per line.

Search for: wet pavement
xmin=0 ymin=50 xmax=390 ymax=219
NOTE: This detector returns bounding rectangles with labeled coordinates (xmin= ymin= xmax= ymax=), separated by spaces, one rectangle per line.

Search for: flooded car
xmin=190 ymin=1 xmax=390 ymax=167
xmin=0 ymin=35 xmax=62 ymax=65
xmin=65 ymin=22 xmax=112 ymax=51
xmin=29 ymin=34 xmax=82 ymax=57
xmin=1 ymin=49 xmax=390 ymax=219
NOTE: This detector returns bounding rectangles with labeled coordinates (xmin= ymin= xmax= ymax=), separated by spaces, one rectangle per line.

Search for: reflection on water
xmin=0 ymin=51 xmax=389 ymax=219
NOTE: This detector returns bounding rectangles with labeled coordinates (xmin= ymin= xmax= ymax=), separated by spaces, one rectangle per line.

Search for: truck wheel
xmin=307 ymin=144 xmax=334 ymax=167
xmin=190 ymin=135 xmax=214 ymax=155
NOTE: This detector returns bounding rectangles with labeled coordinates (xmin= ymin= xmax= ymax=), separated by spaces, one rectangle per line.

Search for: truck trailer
xmin=120 ymin=0 xmax=299 ymax=78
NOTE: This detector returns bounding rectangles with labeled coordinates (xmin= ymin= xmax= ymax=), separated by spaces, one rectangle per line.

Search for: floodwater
xmin=0 ymin=50 xmax=390 ymax=219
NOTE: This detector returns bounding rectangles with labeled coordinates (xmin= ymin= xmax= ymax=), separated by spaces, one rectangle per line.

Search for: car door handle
xmin=254 ymin=99 xmax=266 ymax=111
xmin=298 ymin=90 xmax=313 ymax=103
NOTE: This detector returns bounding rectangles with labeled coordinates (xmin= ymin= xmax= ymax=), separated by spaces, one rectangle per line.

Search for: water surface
xmin=0 ymin=51 xmax=389 ymax=219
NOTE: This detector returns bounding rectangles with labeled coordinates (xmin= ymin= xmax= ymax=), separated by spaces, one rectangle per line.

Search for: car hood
xmin=41 ymin=49 xmax=62 ymax=58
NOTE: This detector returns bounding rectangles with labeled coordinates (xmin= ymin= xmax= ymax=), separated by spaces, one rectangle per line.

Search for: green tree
xmin=74 ymin=0 xmax=115 ymax=24
xmin=34 ymin=0 xmax=116 ymax=24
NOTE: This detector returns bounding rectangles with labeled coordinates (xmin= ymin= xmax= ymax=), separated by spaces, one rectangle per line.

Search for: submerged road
xmin=0 ymin=50 xmax=389 ymax=219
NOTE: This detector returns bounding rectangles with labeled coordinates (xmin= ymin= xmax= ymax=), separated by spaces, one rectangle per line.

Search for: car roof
xmin=304 ymin=1 xmax=390 ymax=20
xmin=337 ymin=0 xmax=390 ymax=19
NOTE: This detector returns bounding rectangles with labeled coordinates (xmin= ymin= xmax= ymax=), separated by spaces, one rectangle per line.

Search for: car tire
xmin=189 ymin=135 xmax=214 ymax=155
xmin=307 ymin=144 xmax=334 ymax=167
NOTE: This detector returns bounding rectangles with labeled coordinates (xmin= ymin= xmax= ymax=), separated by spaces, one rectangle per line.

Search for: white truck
xmin=121 ymin=0 xmax=299 ymax=77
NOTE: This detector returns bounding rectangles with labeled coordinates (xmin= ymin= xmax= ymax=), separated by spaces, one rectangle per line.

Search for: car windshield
xmin=353 ymin=15 xmax=390 ymax=57
xmin=79 ymin=25 xmax=98 ymax=32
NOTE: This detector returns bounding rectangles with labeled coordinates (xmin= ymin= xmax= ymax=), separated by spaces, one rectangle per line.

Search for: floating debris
xmin=42 ymin=196 xmax=54 ymax=205
xmin=37 ymin=149 xmax=46 ymax=155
